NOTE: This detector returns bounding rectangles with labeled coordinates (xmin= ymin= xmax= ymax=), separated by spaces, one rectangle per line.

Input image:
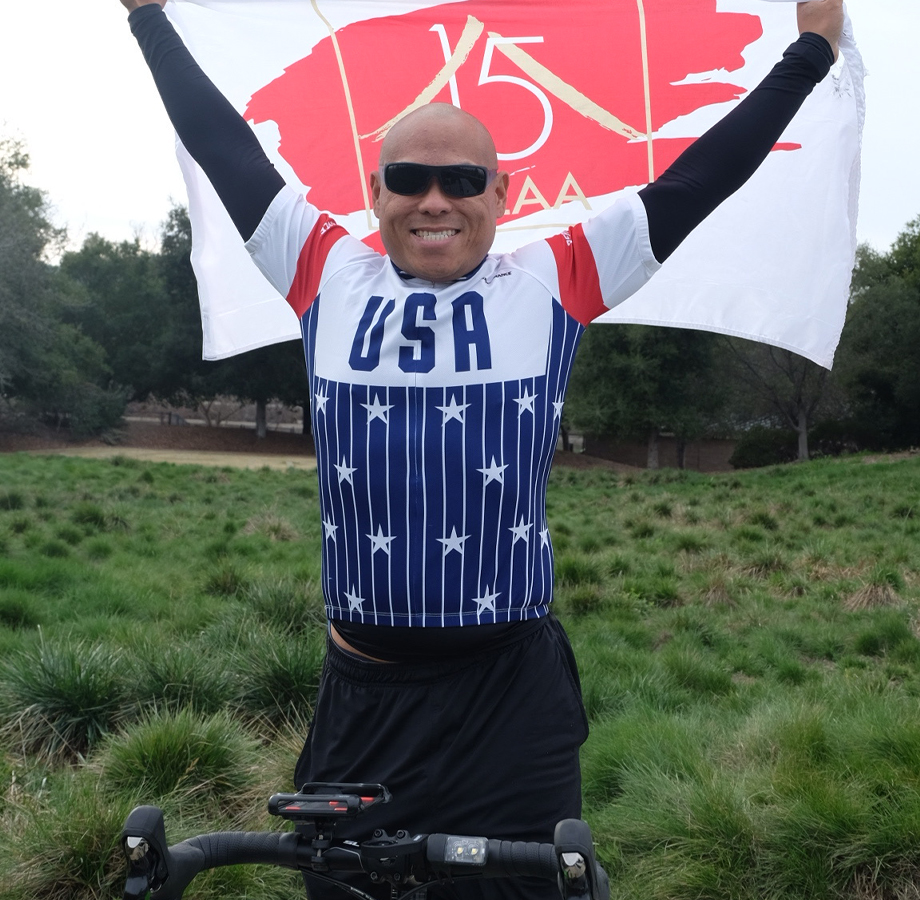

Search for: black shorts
xmin=294 ymin=614 xmax=589 ymax=900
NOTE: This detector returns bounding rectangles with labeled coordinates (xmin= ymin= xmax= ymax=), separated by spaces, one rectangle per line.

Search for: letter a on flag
xmin=163 ymin=0 xmax=864 ymax=369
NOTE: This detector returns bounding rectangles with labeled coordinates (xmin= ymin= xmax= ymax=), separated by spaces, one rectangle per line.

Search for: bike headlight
xmin=443 ymin=836 xmax=488 ymax=866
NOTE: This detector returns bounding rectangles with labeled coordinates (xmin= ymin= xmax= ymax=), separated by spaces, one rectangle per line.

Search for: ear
xmin=370 ymin=170 xmax=383 ymax=216
xmin=493 ymin=170 xmax=510 ymax=219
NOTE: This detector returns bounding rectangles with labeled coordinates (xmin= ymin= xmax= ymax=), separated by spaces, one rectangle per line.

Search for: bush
xmin=66 ymin=383 xmax=129 ymax=438
xmin=729 ymin=426 xmax=798 ymax=469
xmin=808 ymin=419 xmax=864 ymax=457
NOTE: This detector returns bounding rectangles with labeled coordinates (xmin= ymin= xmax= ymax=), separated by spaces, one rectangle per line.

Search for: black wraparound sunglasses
xmin=383 ymin=163 xmax=497 ymax=198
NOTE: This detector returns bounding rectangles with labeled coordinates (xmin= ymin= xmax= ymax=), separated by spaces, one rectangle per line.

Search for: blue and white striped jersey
xmin=247 ymin=187 xmax=659 ymax=627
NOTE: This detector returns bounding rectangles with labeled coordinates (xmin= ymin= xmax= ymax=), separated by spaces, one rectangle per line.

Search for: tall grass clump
xmin=203 ymin=562 xmax=250 ymax=597
xmin=0 ymin=589 xmax=42 ymax=630
xmin=233 ymin=629 xmax=325 ymax=726
xmin=0 ymin=762 xmax=296 ymax=900
xmin=852 ymin=610 xmax=917 ymax=658
xmin=845 ymin=563 xmax=905 ymax=611
xmin=582 ymin=709 xmax=710 ymax=805
xmin=0 ymin=772 xmax=137 ymax=900
xmin=124 ymin=640 xmax=236 ymax=718
xmin=97 ymin=708 xmax=260 ymax=806
xmin=70 ymin=502 xmax=106 ymax=529
xmin=592 ymin=766 xmax=759 ymax=900
xmin=241 ymin=578 xmax=326 ymax=635
xmin=0 ymin=638 xmax=126 ymax=759
xmin=0 ymin=489 xmax=26 ymax=511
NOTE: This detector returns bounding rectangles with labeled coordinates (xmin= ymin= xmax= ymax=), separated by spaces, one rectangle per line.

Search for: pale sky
xmin=1 ymin=0 xmax=916 ymax=255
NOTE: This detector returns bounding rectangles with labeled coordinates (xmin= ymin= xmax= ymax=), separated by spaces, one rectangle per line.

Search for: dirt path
xmin=1 ymin=420 xmax=635 ymax=472
xmin=35 ymin=446 xmax=317 ymax=470
xmin=0 ymin=420 xmax=319 ymax=470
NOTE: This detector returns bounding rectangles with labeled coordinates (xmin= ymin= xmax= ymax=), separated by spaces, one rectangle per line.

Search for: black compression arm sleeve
xmin=639 ymin=32 xmax=834 ymax=263
xmin=128 ymin=4 xmax=286 ymax=241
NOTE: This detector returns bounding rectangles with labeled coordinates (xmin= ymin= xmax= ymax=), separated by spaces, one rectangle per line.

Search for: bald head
xmin=379 ymin=103 xmax=498 ymax=169
xmin=370 ymin=102 xmax=509 ymax=283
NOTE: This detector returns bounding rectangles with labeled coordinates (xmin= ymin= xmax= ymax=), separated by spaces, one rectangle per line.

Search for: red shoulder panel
xmin=546 ymin=224 xmax=606 ymax=327
xmin=287 ymin=213 xmax=348 ymax=318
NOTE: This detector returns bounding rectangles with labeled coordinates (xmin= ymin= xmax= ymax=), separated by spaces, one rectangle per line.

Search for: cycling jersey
xmin=248 ymin=188 xmax=657 ymax=626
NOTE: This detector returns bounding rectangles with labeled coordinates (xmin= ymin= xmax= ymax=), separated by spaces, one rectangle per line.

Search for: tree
xmin=718 ymin=339 xmax=837 ymax=461
xmin=0 ymin=139 xmax=65 ymax=396
xmin=153 ymin=204 xmax=221 ymax=404
xmin=566 ymin=324 xmax=725 ymax=468
xmin=0 ymin=139 xmax=124 ymax=435
xmin=834 ymin=219 xmax=920 ymax=449
xmin=155 ymin=205 xmax=310 ymax=434
xmin=61 ymin=235 xmax=168 ymax=400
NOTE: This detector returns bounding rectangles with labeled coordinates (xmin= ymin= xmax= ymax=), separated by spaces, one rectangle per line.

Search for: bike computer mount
xmin=268 ymin=782 xmax=391 ymax=828
xmin=270 ymin=783 xmax=414 ymax=882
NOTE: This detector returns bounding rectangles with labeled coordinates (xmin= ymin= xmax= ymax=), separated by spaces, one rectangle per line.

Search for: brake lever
xmin=121 ymin=805 xmax=171 ymax=900
xmin=554 ymin=819 xmax=609 ymax=900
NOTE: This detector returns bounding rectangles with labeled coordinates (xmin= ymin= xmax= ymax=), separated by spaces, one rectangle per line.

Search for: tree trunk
xmin=255 ymin=399 xmax=267 ymax=440
xmin=676 ymin=438 xmax=687 ymax=470
xmin=647 ymin=429 xmax=660 ymax=469
xmin=199 ymin=400 xmax=214 ymax=427
xmin=797 ymin=408 xmax=809 ymax=460
xmin=559 ymin=424 xmax=572 ymax=453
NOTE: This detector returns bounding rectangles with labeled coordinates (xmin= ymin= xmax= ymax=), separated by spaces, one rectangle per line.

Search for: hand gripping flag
xmin=163 ymin=0 xmax=864 ymax=369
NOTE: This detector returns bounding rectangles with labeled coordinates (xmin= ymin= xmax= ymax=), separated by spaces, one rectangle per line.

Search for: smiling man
xmin=371 ymin=104 xmax=508 ymax=284
xmin=119 ymin=2 xmax=843 ymax=899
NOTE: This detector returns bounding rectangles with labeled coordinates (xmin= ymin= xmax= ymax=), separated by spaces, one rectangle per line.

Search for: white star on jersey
xmin=367 ymin=525 xmax=395 ymax=555
xmin=437 ymin=395 xmax=470 ymax=424
xmin=515 ymin=387 xmax=537 ymax=416
xmin=473 ymin=585 xmax=500 ymax=614
xmin=344 ymin=586 xmax=364 ymax=612
xmin=509 ymin=516 xmax=533 ymax=543
xmin=363 ymin=395 xmax=393 ymax=423
xmin=438 ymin=526 xmax=469 ymax=556
xmin=553 ymin=397 xmax=565 ymax=419
xmin=314 ymin=391 xmax=329 ymax=415
xmin=478 ymin=457 xmax=508 ymax=486
xmin=335 ymin=456 xmax=357 ymax=485
xmin=540 ymin=528 xmax=550 ymax=547
xmin=323 ymin=519 xmax=338 ymax=541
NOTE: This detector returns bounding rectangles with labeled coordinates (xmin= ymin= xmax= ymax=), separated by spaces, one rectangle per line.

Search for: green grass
xmin=2 ymin=450 xmax=920 ymax=899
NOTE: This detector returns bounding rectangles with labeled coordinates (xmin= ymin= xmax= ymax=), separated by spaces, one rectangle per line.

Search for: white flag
xmin=163 ymin=0 xmax=864 ymax=369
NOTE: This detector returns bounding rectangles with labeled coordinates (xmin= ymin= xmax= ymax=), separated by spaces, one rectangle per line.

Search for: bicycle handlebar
xmin=120 ymin=786 xmax=609 ymax=900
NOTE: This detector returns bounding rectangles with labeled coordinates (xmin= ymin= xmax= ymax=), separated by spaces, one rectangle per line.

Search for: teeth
xmin=415 ymin=230 xmax=457 ymax=241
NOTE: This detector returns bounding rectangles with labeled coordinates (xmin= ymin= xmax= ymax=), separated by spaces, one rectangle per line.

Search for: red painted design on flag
xmin=245 ymin=1 xmax=769 ymax=230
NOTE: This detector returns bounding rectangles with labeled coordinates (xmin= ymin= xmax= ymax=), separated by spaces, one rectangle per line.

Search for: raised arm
xmin=123 ymin=2 xmax=285 ymax=240
xmin=797 ymin=0 xmax=844 ymax=60
xmin=639 ymin=0 xmax=843 ymax=263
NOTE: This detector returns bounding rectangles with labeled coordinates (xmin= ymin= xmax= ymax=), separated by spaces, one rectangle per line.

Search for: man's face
xmin=371 ymin=107 xmax=509 ymax=283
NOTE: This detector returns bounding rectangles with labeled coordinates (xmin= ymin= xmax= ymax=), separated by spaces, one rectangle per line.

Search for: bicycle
xmin=120 ymin=781 xmax=610 ymax=900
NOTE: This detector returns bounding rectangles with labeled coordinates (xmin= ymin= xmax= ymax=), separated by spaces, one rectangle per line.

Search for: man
xmin=120 ymin=3 xmax=843 ymax=899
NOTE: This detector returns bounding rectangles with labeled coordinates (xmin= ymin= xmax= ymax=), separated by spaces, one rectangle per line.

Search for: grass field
xmin=1 ymin=450 xmax=919 ymax=899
